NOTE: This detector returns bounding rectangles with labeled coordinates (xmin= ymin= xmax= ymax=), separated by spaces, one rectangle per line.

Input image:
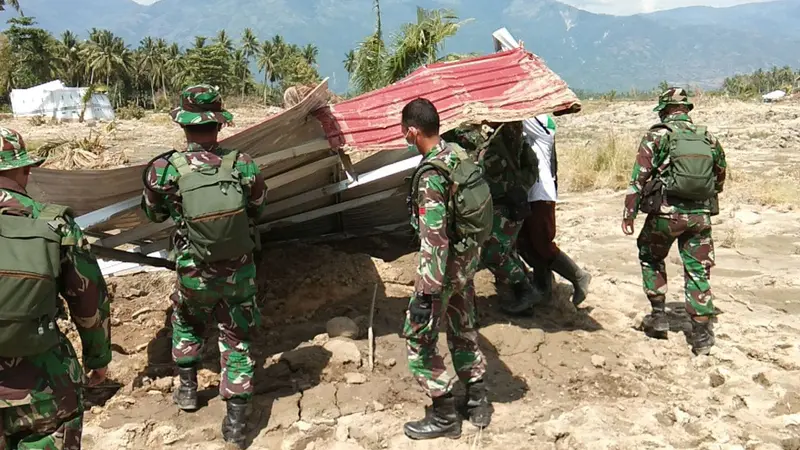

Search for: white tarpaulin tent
xmin=10 ymin=80 xmax=115 ymax=121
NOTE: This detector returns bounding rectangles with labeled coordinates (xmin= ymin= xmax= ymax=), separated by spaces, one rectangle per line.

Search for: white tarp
xmin=762 ymin=90 xmax=786 ymax=102
xmin=10 ymin=80 xmax=115 ymax=121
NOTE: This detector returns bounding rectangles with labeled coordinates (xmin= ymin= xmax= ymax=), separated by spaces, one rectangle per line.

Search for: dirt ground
xmin=22 ymin=98 xmax=800 ymax=450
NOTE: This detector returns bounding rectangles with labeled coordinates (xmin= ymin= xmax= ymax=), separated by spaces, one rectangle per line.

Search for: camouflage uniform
xmin=403 ymin=141 xmax=486 ymax=398
xmin=0 ymin=128 xmax=111 ymax=450
xmin=445 ymin=124 xmax=540 ymax=313
xmin=625 ymin=88 xmax=727 ymax=322
xmin=141 ymin=86 xmax=267 ymax=402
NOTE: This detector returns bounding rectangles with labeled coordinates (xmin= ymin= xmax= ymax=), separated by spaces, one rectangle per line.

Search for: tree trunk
xmin=151 ymin=79 xmax=156 ymax=110
xmin=263 ymin=71 xmax=268 ymax=104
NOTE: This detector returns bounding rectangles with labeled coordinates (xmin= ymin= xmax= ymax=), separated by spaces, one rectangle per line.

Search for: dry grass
xmin=33 ymin=128 xmax=129 ymax=170
xmin=559 ymin=131 xmax=638 ymax=192
xmin=725 ymin=168 xmax=799 ymax=208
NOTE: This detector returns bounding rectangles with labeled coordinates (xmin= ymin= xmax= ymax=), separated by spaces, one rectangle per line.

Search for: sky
xmin=129 ymin=0 xmax=775 ymax=15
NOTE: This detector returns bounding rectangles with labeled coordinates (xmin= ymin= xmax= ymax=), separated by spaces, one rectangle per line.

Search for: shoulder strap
xmin=485 ymin=124 xmax=524 ymax=179
xmin=222 ymin=150 xmax=239 ymax=169
xmin=38 ymin=203 xmax=71 ymax=221
xmin=695 ymin=125 xmax=707 ymax=135
xmin=168 ymin=152 xmax=193 ymax=177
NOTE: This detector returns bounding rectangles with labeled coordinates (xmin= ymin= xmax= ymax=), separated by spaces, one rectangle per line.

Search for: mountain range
xmin=3 ymin=0 xmax=799 ymax=93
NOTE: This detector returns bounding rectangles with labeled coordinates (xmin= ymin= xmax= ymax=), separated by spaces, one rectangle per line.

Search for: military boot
xmin=550 ymin=251 xmax=592 ymax=306
xmin=173 ymin=366 xmax=198 ymax=411
xmin=499 ymin=280 xmax=540 ymax=315
xmin=464 ymin=380 xmax=493 ymax=428
xmin=221 ymin=398 xmax=248 ymax=448
xmin=642 ymin=299 xmax=670 ymax=338
xmin=403 ymin=393 xmax=462 ymax=440
xmin=691 ymin=317 xmax=715 ymax=356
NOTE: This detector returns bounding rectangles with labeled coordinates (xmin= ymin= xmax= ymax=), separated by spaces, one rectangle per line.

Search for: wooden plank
xmin=259 ymin=187 xmax=403 ymax=231
xmin=90 ymin=245 xmax=175 ymax=270
xmin=265 ymin=155 xmax=340 ymax=190
xmin=254 ymin=138 xmax=330 ymax=167
xmin=264 ymin=155 xmax=420 ymax=218
xmin=266 ymin=221 xmax=409 ymax=246
xmin=337 ymin=149 xmax=357 ymax=182
xmin=98 ymin=221 xmax=174 ymax=248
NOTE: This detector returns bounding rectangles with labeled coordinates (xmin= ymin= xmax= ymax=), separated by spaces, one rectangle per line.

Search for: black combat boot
xmin=173 ymin=366 xmax=198 ymax=411
xmin=464 ymin=380 xmax=493 ymax=428
xmin=642 ymin=299 xmax=670 ymax=338
xmin=403 ymin=393 xmax=462 ymax=440
xmin=550 ymin=251 xmax=592 ymax=306
xmin=221 ymin=398 xmax=248 ymax=448
xmin=691 ymin=317 xmax=715 ymax=356
xmin=499 ymin=280 xmax=541 ymax=315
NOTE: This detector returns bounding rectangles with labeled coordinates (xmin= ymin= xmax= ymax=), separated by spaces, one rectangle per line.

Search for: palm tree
xmin=213 ymin=30 xmax=234 ymax=53
xmin=232 ymin=49 xmax=250 ymax=98
xmin=193 ymin=36 xmax=206 ymax=49
xmin=0 ymin=0 xmax=21 ymax=13
xmin=52 ymin=30 xmax=83 ymax=87
xmin=240 ymin=28 xmax=259 ymax=99
xmin=138 ymin=36 xmax=161 ymax=106
xmin=350 ymin=0 xmax=387 ymax=93
xmin=302 ymin=43 xmax=319 ymax=66
xmin=257 ymin=40 xmax=279 ymax=103
xmin=82 ymin=30 xmax=131 ymax=92
xmin=385 ymin=7 xmax=470 ymax=83
xmin=343 ymin=50 xmax=356 ymax=75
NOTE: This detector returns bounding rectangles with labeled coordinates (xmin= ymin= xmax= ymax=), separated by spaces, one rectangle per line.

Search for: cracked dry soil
xmin=69 ymin=99 xmax=800 ymax=449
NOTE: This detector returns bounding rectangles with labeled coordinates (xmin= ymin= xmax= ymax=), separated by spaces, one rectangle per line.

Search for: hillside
xmin=4 ymin=0 xmax=800 ymax=93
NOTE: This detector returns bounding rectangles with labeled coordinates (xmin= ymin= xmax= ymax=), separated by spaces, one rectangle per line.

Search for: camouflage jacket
xmin=624 ymin=113 xmax=727 ymax=220
xmin=0 ymin=179 xmax=111 ymax=404
xmin=141 ymin=142 xmax=268 ymax=285
xmin=410 ymin=141 xmax=475 ymax=296
xmin=444 ymin=124 xmax=537 ymax=200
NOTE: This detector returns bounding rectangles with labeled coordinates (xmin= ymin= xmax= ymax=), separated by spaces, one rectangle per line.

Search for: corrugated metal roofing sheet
xmin=313 ymin=47 xmax=581 ymax=152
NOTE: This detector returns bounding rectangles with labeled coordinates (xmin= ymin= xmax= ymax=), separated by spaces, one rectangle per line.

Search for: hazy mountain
xmin=4 ymin=0 xmax=799 ymax=93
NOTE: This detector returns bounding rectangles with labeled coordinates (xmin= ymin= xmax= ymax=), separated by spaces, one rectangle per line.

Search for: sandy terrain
xmin=17 ymin=98 xmax=800 ymax=450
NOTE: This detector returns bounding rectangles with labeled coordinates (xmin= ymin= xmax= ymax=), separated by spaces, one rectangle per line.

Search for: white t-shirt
xmin=523 ymin=114 xmax=557 ymax=202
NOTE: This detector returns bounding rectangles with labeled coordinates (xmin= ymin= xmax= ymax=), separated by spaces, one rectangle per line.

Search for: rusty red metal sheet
xmin=313 ymin=47 xmax=581 ymax=152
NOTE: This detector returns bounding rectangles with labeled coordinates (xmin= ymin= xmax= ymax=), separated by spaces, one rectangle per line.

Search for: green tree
xmin=184 ymin=43 xmax=233 ymax=92
xmin=239 ymin=28 xmax=259 ymax=99
xmin=302 ymin=43 xmax=318 ymax=66
xmin=257 ymin=39 xmax=279 ymax=103
xmin=4 ymin=17 xmax=56 ymax=88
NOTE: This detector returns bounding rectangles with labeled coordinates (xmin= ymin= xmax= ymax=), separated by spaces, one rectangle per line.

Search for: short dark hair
xmin=182 ymin=122 xmax=222 ymax=134
xmin=401 ymin=98 xmax=440 ymax=136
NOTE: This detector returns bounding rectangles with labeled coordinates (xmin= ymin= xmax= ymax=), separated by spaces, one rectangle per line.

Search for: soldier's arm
xmin=415 ymin=170 xmax=449 ymax=295
xmin=623 ymin=131 xmax=661 ymax=220
xmin=236 ymin=153 xmax=268 ymax=219
xmin=709 ymin=133 xmax=727 ymax=193
xmin=141 ymin=158 xmax=173 ymax=223
xmin=59 ymin=216 xmax=111 ymax=370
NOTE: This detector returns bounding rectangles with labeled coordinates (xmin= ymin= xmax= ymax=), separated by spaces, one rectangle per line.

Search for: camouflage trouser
xmin=402 ymin=245 xmax=486 ymax=398
xmin=480 ymin=207 xmax=528 ymax=285
xmin=0 ymin=337 xmax=85 ymax=450
xmin=637 ymin=213 xmax=716 ymax=317
xmin=171 ymin=278 xmax=261 ymax=401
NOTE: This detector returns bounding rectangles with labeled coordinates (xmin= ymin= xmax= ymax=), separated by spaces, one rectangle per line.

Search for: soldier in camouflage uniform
xmin=0 ymin=128 xmax=111 ymax=450
xmin=141 ymin=85 xmax=267 ymax=447
xmin=622 ymin=87 xmax=727 ymax=356
xmin=444 ymin=122 xmax=543 ymax=315
xmin=401 ymin=99 xmax=490 ymax=440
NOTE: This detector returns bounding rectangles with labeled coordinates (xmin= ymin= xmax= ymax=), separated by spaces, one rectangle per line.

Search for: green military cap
xmin=170 ymin=84 xmax=234 ymax=126
xmin=0 ymin=127 xmax=43 ymax=171
xmin=654 ymin=87 xmax=694 ymax=112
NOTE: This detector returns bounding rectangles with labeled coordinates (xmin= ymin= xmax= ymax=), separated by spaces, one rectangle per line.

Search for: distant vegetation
xmin=0 ymin=1 xmax=469 ymax=111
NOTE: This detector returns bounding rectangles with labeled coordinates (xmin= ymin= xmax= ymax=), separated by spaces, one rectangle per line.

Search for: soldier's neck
xmin=184 ymin=140 xmax=220 ymax=152
xmin=419 ymin=136 xmax=442 ymax=156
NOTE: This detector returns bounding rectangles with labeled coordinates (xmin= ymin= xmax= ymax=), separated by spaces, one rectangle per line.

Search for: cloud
xmin=559 ymin=0 xmax=776 ymax=15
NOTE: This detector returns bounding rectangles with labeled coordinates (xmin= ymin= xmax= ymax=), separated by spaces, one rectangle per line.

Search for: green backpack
xmin=656 ymin=123 xmax=716 ymax=201
xmin=0 ymin=204 xmax=70 ymax=357
xmin=170 ymin=150 xmax=256 ymax=263
xmin=410 ymin=143 xmax=494 ymax=246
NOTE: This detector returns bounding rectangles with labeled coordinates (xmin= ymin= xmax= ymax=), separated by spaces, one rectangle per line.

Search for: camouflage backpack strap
xmin=695 ymin=125 xmax=708 ymax=136
xmin=168 ymin=151 xmax=193 ymax=177
xmin=37 ymin=203 xmax=77 ymax=246
xmin=222 ymin=149 xmax=239 ymax=169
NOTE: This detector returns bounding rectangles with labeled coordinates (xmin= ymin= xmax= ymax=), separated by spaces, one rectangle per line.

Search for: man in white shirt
xmin=518 ymin=114 xmax=592 ymax=306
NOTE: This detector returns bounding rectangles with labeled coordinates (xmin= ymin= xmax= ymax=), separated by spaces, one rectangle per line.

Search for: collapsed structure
xmin=10 ymin=80 xmax=115 ymax=122
xmin=26 ymin=36 xmax=581 ymax=275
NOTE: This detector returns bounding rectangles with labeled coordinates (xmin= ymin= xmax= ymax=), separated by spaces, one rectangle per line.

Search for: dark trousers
xmin=517 ymin=201 xmax=560 ymax=293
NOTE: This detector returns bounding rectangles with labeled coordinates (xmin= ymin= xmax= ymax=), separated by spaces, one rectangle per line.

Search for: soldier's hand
xmin=409 ymin=293 xmax=434 ymax=324
xmin=86 ymin=367 xmax=108 ymax=387
xmin=621 ymin=218 xmax=635 ymax=236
